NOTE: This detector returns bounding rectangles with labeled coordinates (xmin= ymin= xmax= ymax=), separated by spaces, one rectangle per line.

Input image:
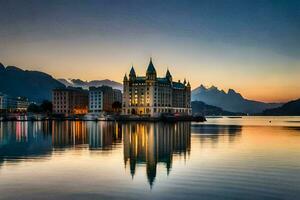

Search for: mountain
xmin=262 ymin=99 xmax=300 ymax=116
xmin=192 ymin=85 xmax=282 ymax=114
xmin=58 ymin=78 xmax=123 ymax=91
xmin=0 ymin=63 xmax=65 ymax=102
xmin=192 ymin=101 xmax=245 ymax=116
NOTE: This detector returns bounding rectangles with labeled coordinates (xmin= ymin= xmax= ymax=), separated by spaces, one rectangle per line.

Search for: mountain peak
xmin=0 ymin=64 xmax=65 ymax=102
xmin=208 ymin=85 xmax=218 ymax=91
xmin=227 ymin=88 xmax=236 ymax=94
xmin=6 ymin=66 xmax=23 ymax=71
xmin=192 ymin=84 xmax=282 ymax=113
xmin=58 ymin=78 xmax=123 ymax=90
xmin=0 ymin=63 xmax=5 ymax=71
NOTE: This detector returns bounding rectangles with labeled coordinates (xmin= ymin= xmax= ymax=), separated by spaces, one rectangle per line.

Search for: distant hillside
xmin=192 ymin=85 xmax=282 ymax=114
xmin=192 ymin=101 xmax=244 ymax=116
xmin=0 ymin=63 xmax=65 ymax=102
xmin=58 ymin=78 xmax=123 ymax=91
xmin=262 ymin=99 xmax=300 ymax=116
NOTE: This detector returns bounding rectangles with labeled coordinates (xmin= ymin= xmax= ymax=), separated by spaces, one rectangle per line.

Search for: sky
xmin=0 ymin=0 xmax=299 ymax=103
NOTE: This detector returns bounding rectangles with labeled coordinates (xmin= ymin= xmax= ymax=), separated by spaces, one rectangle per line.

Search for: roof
xmin=129 ymin=66 xmax=136 ymax=76
xmin=166 ymin=69 xmax=172 ymax=78
xmin=172 ymin=82 xmax=186 ymax=89
xmin=134 ymin=76 xmax=146 ymax=83
xmin=157 ymin=77 xmax=169 ymax=84
xmin=146 ymin=58 xmax=156 ymax=74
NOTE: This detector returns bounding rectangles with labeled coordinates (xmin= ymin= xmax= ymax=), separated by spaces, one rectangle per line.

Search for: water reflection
xmin=123 ymin=122 xmax=191 ymax=186
xmin=0 ymin=119 xmax=299 ymax=200
xmin=0 ymin=121 xmax=52 ymax=165
xmin=0 ymin=121 xmax=240 ymax=186
xmin=192 ymin=124 xmax=242 ymax=145
xmin=88 ymin=121 xmax=122 ymax=150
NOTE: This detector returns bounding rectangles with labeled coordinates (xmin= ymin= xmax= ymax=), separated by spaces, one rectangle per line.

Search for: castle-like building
xmin=122 ymin=58 xmax=191 ymax=116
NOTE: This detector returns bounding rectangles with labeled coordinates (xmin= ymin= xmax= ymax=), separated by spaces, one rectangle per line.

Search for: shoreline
xmin=0 ymin=114 xmax=206 ymax=123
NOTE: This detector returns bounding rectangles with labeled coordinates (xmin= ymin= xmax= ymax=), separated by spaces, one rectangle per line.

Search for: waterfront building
xmin=113 ymin=89 xmax=122 ymax=104
xmin=89 ymin=87 xmax=103 ymax=113
xmin=16 ymin=97 xmax=30 ymax=111
xmin=88 ymin=86 xmax=122 ymax=113
xmin=0 ymin=93 xmax=9 ymax=111
xmin=122 ymin=58 xmax=191 ymax=116
xmin=52 ymin=87 xmax=88 ymax=115
xmin=0 ymin=93 xmax=30 ymax=112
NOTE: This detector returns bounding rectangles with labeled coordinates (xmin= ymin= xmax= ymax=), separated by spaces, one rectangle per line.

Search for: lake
xmin=0 ymin=117 xmax=300 ymax=200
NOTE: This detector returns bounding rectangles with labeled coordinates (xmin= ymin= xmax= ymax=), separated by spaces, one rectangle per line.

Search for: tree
xmin=40 ymin=100 xmax=52 ymax=113
xmin=27 ymin=103 xmax=41 ymax=113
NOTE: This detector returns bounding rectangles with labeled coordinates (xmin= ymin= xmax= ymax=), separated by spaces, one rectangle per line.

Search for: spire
xmin=187 ymin=81 xmax=191 ymax=87
xmin=123 ymin=73 xmax=128 ymax=81
xmin=166 ymin=68 xmax=172 ymax=78
xmin=146 ymin=58 xmax=156 ymax=75
xmin=166 ymin=68 xmax=172 ymax=82
xmin=129 ymin=66 xmax=136 ymax=79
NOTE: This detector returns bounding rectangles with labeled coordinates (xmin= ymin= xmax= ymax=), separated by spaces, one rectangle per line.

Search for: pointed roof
xmin=146 ymin=58 xmax=156 ymax=74
xmin=129 ymin=66 xmax=136 ymax=76
xmin=123 ymin=73 xmax=128 ymax=81
xmin=166 ymin=68 xmax=172 ymax=77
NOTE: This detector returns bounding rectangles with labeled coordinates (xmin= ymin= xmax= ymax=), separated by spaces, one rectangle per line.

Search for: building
xmin=16 ymin=97 xmax=30 ymax=111
xmin=52 ymin=87 xmax=88 ymax=115
xmin=0 ymin=93 xmax=9 ymax=111
xmin=99 ymin=86 xmax=114 ymax=112
xmin=122 ymin=58 xmax=191 ymax=116
xmin=88 ymin=86 xmax=122 ymax=113
xmin=0 ymin=93 xmax=30 ymax=112
xmin=89 ymin=87 xmax=103 ymax=113
xmin=113 ymin=89 xmax=122 ymax=104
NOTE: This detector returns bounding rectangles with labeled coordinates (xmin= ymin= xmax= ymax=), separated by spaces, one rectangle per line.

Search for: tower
xmin=129 ymin=66 xmax=136 ymax=80
xmin=146 ymin=58 xmax=157 ymax=80
xmin=166 ymin=69 xmax=172 ymax=83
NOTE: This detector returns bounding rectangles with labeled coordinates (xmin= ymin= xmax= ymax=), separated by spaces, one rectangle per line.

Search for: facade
xmin=16 ymin=97 xmax=30 ymax=111
xmin=0 ymin=93 xmax=30 ymax=112
xmin=113 ymin=89 xmax=122 ymax=104
xmin=122 ymin=59 xmax=191 ymax=116
xmin=0 ymin=93 xmax=9 ymax=111
xmin=89 ymin=87 xmax=103 ymax=113
xmin=52 ymin=87 xmax=88 ymax=115
xmin=99 ymin=86 xmax=114 ymax=112
xmin=89 ymin=86 xmax=122 ymax=113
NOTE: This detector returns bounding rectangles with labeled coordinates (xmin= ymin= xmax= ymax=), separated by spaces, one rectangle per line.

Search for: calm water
xmin=0 ymin=117 xmax=300 ymax=200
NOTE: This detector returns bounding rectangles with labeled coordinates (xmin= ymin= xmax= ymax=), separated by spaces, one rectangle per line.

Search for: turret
xmin=123 ymin=73 xmax=128 ymax=82
xmin=129 ymin=66 xmax=136 ymax=80
xmin=166 ymin=68 xmax=172 ymax=82
xmin=187 ymin=81 xmax=191 ymax=88
xmin=146 ymin=58 xmax=157 ymax=80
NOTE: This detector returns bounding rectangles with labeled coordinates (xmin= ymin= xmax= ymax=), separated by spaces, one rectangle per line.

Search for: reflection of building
xmin=192 ymin=124 xmax=242 ymax=145
xmin=87 ymin=122 xmax=122 ymax=150
xmin=51 ymin=121 xmax=122 ymax=150
xmin=122 ymin=58 xmax=192 ymax=116
xmin=0 ymin=121 xmax=52 ymax=159
xmin=52 ymin=121 xmax=88 ymax=147
xmin=52 ymin=87 xmax=88 ymax=115
xmin=123 ymin=122 xmax=191 ymax=187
